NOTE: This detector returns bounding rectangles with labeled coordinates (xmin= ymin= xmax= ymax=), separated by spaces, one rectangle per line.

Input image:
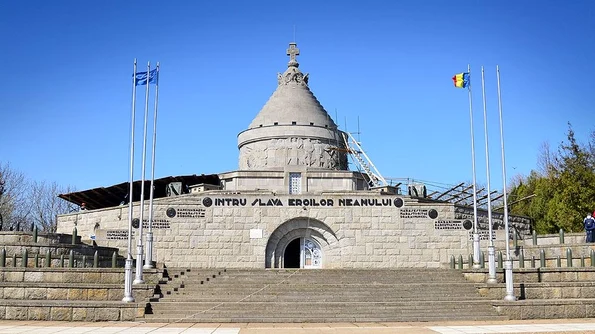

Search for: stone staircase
xmin=142 ymin=268 xmax=505 ymax=323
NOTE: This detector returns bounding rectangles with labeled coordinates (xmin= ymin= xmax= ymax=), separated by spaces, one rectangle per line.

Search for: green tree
xmin=507 ymin=124 xmax=595 ymax=234
xmin=547 ymin=125 xmax=595 ymax=232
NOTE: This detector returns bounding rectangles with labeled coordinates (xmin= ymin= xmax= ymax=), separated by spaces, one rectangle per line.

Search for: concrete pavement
xmin=2 ymin=319 xmax=595 ymax=334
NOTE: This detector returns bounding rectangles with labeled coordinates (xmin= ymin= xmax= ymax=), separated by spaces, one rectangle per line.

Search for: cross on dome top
xmin=287 ymin=42 xmax=300 ymax=67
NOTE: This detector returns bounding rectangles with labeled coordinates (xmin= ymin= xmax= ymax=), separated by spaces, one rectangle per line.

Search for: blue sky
xmin=1 ymin=1 xmax=593 ymax=194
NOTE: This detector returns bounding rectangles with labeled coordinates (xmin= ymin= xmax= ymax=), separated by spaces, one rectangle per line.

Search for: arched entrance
xmin=283 ymin=237 xmax=322 ymax=269
xmin=265 ymin=217 xmax=339 ymax=269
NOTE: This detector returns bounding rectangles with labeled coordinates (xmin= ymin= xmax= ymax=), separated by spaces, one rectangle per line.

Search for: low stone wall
xmin=0 ymin=300 xmax=141 ymax=321
xmin=0 ymin=267 xmax=161 ymax=285
xmin=463 ymin=268 xmax=595 ymax=283
xmin=493 ymin=300 xmax=595 ymax=320
xmin=0 ymin=232 xmax=79 ymax=245
xmin=0 ymin=267 xmax=162 ymax=321
xmin=0 ymin=282 xmax=154 ymax=301
xmin=476 ymin=282 xmax=595 ymax=299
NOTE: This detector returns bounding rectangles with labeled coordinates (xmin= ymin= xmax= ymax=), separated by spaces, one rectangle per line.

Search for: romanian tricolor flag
xmin=452 ymin=72 xmax=470 ymax=88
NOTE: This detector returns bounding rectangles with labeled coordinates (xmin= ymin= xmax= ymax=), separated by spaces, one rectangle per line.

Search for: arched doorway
xmin=265 ymin=217 xmax=339 ymax=269
xmin=283 ymin=237 xmax=322 ymax=269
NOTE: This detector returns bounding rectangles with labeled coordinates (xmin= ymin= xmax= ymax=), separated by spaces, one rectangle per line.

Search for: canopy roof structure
xmin=58 ymin=174 xmax=220 ymax=210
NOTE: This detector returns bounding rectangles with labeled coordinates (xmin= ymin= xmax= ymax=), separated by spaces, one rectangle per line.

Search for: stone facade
xmin=56 ymin=191 xmax=530 ymax=269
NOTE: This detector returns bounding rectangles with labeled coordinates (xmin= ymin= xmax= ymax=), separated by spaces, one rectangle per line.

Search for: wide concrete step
xmin=145 ymin=269 xmax=501 ymax=322
xmin=143 ymin=315 xmax=507 ymax=323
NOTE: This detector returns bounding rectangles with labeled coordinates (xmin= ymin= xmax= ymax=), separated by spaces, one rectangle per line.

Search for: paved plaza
xmin=2 ymin=320 xmax=595 ymax=334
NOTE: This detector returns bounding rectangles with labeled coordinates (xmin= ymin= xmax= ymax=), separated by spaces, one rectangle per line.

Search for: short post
xmin=0 ymin=249 xmax=5 ymax=267
xmin=497 ymin=251 xmax=503 ymax=269
xmin=532 ymin=230 xmax=537 ymax=246
xmin=591 ymin=249 xmax=595 ymax=267
xmin=12 ymin=253 xmax=16 ymax=267
xmin=68 ymin=250 xmax=74 ymax=268
xmin=566 ymin=248 xmax=573 ymax=267
xmin=480 ymin=252 xmax=485 ymax=269
xmin=468 ymin=254 xmax=473 ymax=269
xmin=458 ymin=255 xmax=463 ymax=270
xmin=22 ymin=249 xmax=28 ymax=267
xmin=45 ymin=251 xmax=51 ymax=267
xmin=559 ymin=228 xmax=564 ymax=244
xmin=34 ymin=254 xmax=39 ymax=268
xmin=112 ymin=252 xmax=117 ymax=268
xmin=82 ymin=255 xmax=87 ymax=268
xmin=556 ymin=255 xmax=561 ymax=267
xmin=93 ymin=251 xmax=98 ymax=268
xmin=72 ymin=227 xmax=77 ymax=245
xmin=581 ymin=255 xmax=585 ymax=267
xmin=540 ymin=249 xmax=546 ymax=268
xmin=60 ymin=255 xmax=65 ymax=267
xmin=513 ymin=231 xmax=518 ymax=248
xmin=33 ymin=226 xmax=38 ymax=243
xmin=518 ymin=251 xmax=524 ymax=268
xmin=450 ymin=255 xmax=455 ymax=269
xmin=531 ymin=256 xmax=535 ymax=268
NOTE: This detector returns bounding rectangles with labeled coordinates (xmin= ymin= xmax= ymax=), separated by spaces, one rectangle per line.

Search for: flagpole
xmin=134 ymin=61 xmax=150 ymax=284
xmin=497 ymin=65 xmax=516 ymax=301
xmin=481 ymin=66 xmax=497 ymax=284
xmin=123 ymin=59 xmax=137 ymax=302
xmin=144 ymin=62 xmax=159 ymax=269
xmin=467 ymin=64 xmax=481 ymax=269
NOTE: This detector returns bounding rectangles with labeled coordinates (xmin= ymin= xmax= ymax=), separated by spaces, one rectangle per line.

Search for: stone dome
xmin=237 ymin=43 xmax=347 ymax=171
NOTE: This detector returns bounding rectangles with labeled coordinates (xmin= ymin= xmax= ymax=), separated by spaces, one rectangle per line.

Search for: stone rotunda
xmin=221 ymin=43 xmax=366 ymax=193
xmin=237 ymin=43 xmax=348 ymax=171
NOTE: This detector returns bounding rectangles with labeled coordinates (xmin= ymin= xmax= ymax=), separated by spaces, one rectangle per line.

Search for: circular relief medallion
xmin=393 ymin=198 xmax=404 ymax=208
xmin=428 ymin=209 xmax=438 ymax=219
xmin=202 ymin=197 xmax=213 ymax=207
xmin=463 ymin=220 xmax=473 ymax=230
xmin=166 ymin=207 xmax=176 ymax=218
xmin=132 ymin=218 xmax=140 ymax=229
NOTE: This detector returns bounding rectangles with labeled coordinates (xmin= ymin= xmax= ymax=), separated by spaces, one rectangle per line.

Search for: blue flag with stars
xmin=135 ymin=69 xmax=157 ymax=86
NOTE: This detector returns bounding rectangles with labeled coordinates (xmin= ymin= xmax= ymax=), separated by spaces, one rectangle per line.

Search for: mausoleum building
xmin=57 ymin=43 xmax=531 ymax=269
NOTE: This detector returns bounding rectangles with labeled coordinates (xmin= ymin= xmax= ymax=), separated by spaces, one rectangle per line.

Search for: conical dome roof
xmin=247 ymin=44 xmax=337 ymax=130
xmin=237 ymin=43 xmax=347 ymax=171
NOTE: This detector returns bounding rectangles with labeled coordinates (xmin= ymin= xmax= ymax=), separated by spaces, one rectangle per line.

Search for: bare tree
xmin=29 ymin=181 xmax=76 ymax=233
xmin=536 ymin=141 xmax=559 ymax=178
xmin=0 ymin=162 xmax=30 ymax=230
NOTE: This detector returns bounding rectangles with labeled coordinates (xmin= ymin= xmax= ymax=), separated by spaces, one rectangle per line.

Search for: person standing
xmin=584 ymin=213 xmax=595 ymax=243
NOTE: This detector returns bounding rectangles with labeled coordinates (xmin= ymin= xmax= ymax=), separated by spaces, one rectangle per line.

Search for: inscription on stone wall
xmin=142 ymin=219 xmax=171 ymax=229
xmin=400 ymin=209 xmax=429 ymax=219
xmin=468 ymin=230 xmax=496 ymax=241
xmin=434 ymin=220 xmax=462 ymax=230
xmin=204 ymin=197 xmax=401 ymax=208
xmin=106 ymin=230 xmax=131 ymax=240
xmin=454 ymin=206 xmax=532 ymax=235
xmin=176 ymin=208 xmax=206 ymax=218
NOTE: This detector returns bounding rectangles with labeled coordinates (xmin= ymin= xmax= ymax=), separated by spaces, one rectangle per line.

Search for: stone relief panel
xmin=239 ymin=138 xmax=348 ymax=170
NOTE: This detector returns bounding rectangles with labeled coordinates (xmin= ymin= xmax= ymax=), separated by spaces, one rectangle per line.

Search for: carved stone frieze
xmin=239 ymin=137 xmax=348 ymax=170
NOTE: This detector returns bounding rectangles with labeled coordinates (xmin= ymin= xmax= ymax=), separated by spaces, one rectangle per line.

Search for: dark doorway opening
xmin=284 ymin=238 xmax=301 ymax=268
